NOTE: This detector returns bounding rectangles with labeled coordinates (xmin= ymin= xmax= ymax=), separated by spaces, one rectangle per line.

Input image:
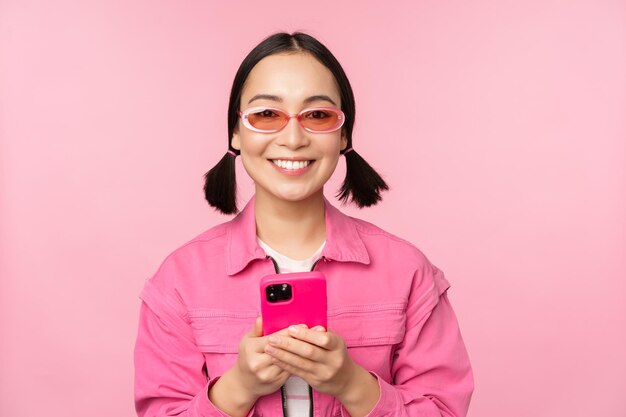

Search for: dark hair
xmin=204 ymin=31 xmax=388 ymax=214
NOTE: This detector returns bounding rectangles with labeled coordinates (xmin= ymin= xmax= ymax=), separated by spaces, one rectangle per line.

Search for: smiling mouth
xmin=270 ymin=159 xmax=314 ymax=170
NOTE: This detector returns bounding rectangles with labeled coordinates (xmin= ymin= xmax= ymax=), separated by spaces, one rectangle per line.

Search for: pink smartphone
xmin=260 ymin=271 xmax=327 ymax=336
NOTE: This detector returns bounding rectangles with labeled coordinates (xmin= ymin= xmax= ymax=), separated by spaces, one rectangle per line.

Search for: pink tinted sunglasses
xmin=237 ymin=106 xmax=345 ymax=134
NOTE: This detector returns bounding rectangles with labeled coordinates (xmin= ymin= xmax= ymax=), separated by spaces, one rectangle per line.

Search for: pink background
xmin=1 ymin=1 xmax=625 ymax=416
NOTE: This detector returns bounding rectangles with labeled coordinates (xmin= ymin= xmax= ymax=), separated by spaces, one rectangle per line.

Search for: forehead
xmin=241 ymin=53 xmax=341 ymax=108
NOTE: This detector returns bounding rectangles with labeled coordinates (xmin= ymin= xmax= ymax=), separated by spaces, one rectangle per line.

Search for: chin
xmin=270 ymin=187 xmax=322 ymax=203
xmin=275 ymin=192 xmax=314 ymax=203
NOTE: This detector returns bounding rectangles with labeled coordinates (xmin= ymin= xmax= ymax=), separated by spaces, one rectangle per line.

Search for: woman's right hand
xmin=208 ymin=316 xmax=291 ymax=417
xmin=234 ymin=316 xmax=292 ymax=397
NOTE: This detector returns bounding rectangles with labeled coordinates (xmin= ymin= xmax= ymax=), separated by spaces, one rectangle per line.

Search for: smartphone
xmin=260 ymin=271 xmax=327 ymax=336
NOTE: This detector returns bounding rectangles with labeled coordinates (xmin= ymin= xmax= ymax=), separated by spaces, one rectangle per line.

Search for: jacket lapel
xmin=225 ymin=195 xmax=370 ymax=276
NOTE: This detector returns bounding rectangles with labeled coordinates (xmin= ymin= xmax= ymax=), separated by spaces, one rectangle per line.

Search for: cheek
xmin=325 ymin=155 xmax=341 ymax=177
xmin=238 ymin=139 xmax=270 ymax=181
xmin=239 ymin=153 xmax=264 ymax=182
xmin=322 ymin=136 xmax=344 ymax=157
xmin=318 ymin=142 xmax=342 ymax=176
xmin=239 ymin=158 xmax=271 ymax=193
xmin=238 ymin=134 xmax=269 ymax=158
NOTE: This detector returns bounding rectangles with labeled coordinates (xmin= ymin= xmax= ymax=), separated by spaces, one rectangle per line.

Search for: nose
xmin=277 ymin=115 xmax=310 ymax=150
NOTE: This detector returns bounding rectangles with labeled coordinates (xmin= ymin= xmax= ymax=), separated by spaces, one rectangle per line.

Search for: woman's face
xmin=231 ymin=52 xmax=347 ymax=206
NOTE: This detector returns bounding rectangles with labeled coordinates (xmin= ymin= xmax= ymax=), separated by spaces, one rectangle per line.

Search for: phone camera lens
xmin=266 ymin=284 xmax=292 ymax=303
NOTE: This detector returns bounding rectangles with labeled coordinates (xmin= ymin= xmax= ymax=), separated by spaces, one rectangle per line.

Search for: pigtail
xmin=203 ymin=150 xmax=239 ymax=214
xmin=336 ymin=148 xmax=389 ymax=207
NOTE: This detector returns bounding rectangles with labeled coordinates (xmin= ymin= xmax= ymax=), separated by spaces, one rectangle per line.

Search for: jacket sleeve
xmin=134 ymin=278 xmax=257 ymax=417
xmin=343 ymin=263 xmax=474 ymax=417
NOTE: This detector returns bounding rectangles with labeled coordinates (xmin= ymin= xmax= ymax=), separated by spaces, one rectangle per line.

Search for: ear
xmin=231 ymin=128 xmax=241 ymax=151
xmin=339 ymin=129 xmax=348 ymax=151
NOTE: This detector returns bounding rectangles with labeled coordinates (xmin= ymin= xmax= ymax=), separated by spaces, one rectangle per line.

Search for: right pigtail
xmin=336 ymin=148 xmax=389 ymax=208
xmin=203 ymin=150 xmax=238 ymax=214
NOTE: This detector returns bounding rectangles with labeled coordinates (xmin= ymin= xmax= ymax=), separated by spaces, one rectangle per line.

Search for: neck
xmin=254 ymin=190 xmax=326 ymax=260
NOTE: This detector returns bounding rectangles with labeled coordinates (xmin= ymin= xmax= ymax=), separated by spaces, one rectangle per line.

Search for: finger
xmin=265 ymin=345 xmax=315 ymax=374
xmin=287 ymin=326 xmax=337 ymax=350
xmin=266 ymin=334 xmax=321 ymax=361
xmin=278 ymin=368 xmax=291 ymax=384
xmin=273 ymin=359 xmax=302 ymax=376
xmin=246 ymin=347 xmax=281 ymax=371
xmin=251 ymin=316 xmax=263 ymax=337
xmin=248 ymin=326 xmax=293 ymax=354
xmin=262 ymin=326 xmax=293 ymax=342
xmin=243 ymin=316 xmax=265 ymax=353
xmin=257 ymin=318 xmax=302 ymax=337
xmin=257 ymin=361 xmax=292 ymax=382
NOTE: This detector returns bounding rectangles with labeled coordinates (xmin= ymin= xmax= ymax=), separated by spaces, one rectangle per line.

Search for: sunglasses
xmin=237 ymin=106 xmax=345 ymax=134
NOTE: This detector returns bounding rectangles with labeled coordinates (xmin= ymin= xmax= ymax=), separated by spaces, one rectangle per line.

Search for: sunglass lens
xmin=301 ymin=109 xmax=340 ymax=131
xmin=247 ymin=109 xmax=287 ymax=131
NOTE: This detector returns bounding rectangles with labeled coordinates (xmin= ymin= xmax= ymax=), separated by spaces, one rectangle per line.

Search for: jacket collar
xmin=225 ymin=195 xmax=370 ymax=276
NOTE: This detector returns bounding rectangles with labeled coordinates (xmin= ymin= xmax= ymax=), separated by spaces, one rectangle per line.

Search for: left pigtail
xmin=336 ymin=148 xmax=389 ymax=207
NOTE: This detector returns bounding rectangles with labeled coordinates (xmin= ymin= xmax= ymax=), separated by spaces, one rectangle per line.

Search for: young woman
xmin=134 ymin=32 xmax=474 ymax=417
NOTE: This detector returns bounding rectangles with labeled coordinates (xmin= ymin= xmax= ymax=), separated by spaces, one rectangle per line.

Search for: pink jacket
xmin=134 ymin=196 xmax=474 ymax=417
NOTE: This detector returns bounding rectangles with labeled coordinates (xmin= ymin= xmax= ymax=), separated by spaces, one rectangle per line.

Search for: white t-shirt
xmin=257 ymin=237 xmax=325 ymax=417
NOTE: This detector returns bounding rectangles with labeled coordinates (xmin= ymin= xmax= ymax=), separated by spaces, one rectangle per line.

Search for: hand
xmin=262 ymin=325 xmax=381 ymax=417
xmin=233 ymin=316 xmax=292 ymax=398
xmin=208 ymin=317 xmax=291 ymax=416
xmin=263 ymin=325 xmax=359 ymax=397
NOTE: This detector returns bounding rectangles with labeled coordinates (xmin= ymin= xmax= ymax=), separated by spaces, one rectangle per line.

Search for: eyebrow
xmin=247 ymin=94 xmax=338 ymax=106
xmin=248 ymin=94 xmax=283 ymax=104
xmin=304 ymin=94 xmax=337 ymax=106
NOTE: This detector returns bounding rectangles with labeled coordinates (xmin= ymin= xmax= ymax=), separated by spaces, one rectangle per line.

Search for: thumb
xmin=251 ymin=315 xmax=263 ymax=337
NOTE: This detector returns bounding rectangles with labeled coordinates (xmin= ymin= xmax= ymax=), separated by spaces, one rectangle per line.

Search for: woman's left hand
xmin=263 ymin=325 xmax=369 ymax=398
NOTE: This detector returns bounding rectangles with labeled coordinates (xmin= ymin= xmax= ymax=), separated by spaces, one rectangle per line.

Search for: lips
xmin=268 ymin=158 xmax=316 ymax=176
xmin=271 ymin=159 xmax=313 ymax=170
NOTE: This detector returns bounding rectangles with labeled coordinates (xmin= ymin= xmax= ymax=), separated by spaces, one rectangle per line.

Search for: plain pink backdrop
xmin=1 ymin=1 xmax=625 ymax=416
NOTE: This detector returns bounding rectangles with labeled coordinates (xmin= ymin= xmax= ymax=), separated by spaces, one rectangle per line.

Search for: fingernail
xmin=288 ymin=325 xmax=300 ymax=334
xmin=265 ymin=345 xmax=276 ymax=354
xmin=268 ymin=335 xmax=279 ymax=344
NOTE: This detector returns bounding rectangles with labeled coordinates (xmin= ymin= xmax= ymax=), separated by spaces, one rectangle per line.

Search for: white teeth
xmin=272 ymin=160 xmax=310 ymax=170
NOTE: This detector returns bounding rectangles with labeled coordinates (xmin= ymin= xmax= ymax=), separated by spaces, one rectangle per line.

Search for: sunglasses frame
xmin=237 ymin=106 xmax=345 ymax=134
